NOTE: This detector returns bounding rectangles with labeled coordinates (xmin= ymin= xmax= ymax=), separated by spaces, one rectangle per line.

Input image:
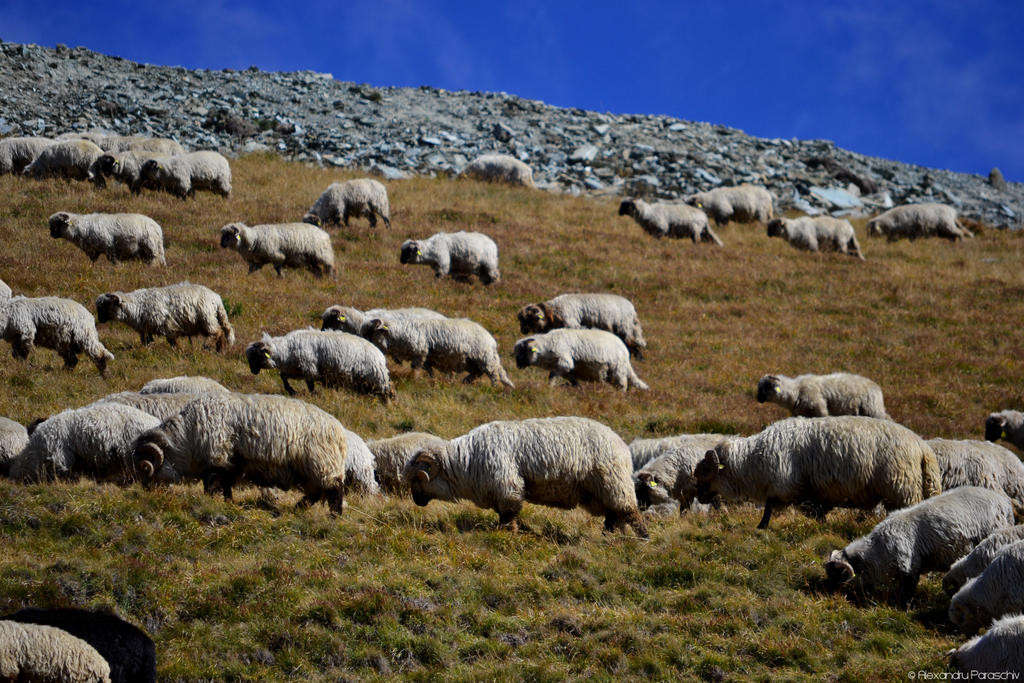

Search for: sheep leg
xmin=895 ymin=573 xmax=920 ymax=608
xmin=305 ymin=378 xmax=316 ymax=393
xmin=248 ymin=262 xmax=261 ymax=274
xmin=756 ymin=498 xmax=779 ymax=529
xmin=342 ymin=208 xmax=351 ymax=227
xmin=11 ymin=338 xmax=32 ymax=360
xmin=367 ymin=213 xmax=377 ymax=228
xmin=61 ymin=350 xmax=80 ymax=370
xmin=497 ymin=507 xmax=521 ymax=533
xmin=381 ymin=214 xmax=391 ymax=229
xmin=280 ymin=376 xmax=297 ymax=396
xmin=166 ymin=335 xmax=178 ymax=348
xmin=324 ymin=487 xmax=345 ymax=515
xmin=462 ymin=371 xmax=481 ymax=384
xmin=273 ymin=264 xmax=284 ymax=277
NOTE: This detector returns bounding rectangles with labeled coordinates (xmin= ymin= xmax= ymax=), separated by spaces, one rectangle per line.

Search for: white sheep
xmin=949 ymin=614 xmax=1024 ymax=674
xmin=22 ymin=139 xmax=104 ymax=182
xmin=632 ymin=434 xmax=730 ymax=515
xmin=0 ymin=136 xmax=52 ymax=174
xmin=320 ymin=305 xmax=446 ymax=336
xmin=766 ymin=216 xmax=864 ymax=260
xmin=513 ymin=328 xmax=648 ymax=391
xmin=220 ymin=222 xmax=335 ymax=278
xmin=133 ymin=392 xmax=349 ymax=514
xmin=928 ymin=438 xmax=1024 ymax=516
xmin=404 ymin=416 xmax=648 ymax=536
xmin=0 ymin=295 xmax=114 ymax=375
xmin=367 ymin=432 xmax=448 ymax=495
xmin=95 ymin=134 xmax=185 ymax=155
xmin=49 ymin=212 xmax=166 ymax=266
xmin=364 ymin=317 xmax=514 ymax=388
xmin=459 ymin=153 xmax=535 ymax=187
xmin=9 ymin=402 xmax=160 ymax=484
xmin=866 ymin=203 xmax=972 ymax=241
xmin=824 ymin=486 xmax=1014 ymax=606
xmin=94 ymin=150 xmax=164 ymax=194
xmin=245 ymin=329 xmax=394 ymax=401
xmin=138 ymin=376 xmax=229 ymax=395
xmin=400 ymin=231 xmax=500 ymax=284
xmin=94 ymin=391 xmax=199 ymax=422
xmin=95 ymin=282 xmax=234 ymax=351
xmin=693 ymin=416 xmax=942 ymax=529
xmin=302 ymin=178 xmax=391 ymax=229
xmin=618 ymin=197 xmax=723 ymax=246
xmin=343 ymin=428 xmax=381 ymax=496
xmin=0 ymin=620 xmax=111 ymax=683
xmin=0 ymin=416 xmax=28 ymax=477
xmin=756 ymin=372 xmax=889 ymax=419
xmin=949 ymin=539 xmax=1024 ymax=634
xmin=942 ymin=524 xmax=1024 ymax=596
xmin=516 ymin=293 xmax=647 ymax=359
xmin=139 ymin=151 xmax=231 ymax=198
xmin=686 ymin=184 xmax=774 ymax=226
xmin=985 ymin=410 xmax=1024 ymax=452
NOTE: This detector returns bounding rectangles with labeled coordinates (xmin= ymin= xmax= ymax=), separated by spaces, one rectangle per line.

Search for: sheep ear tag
xmin=1003 ymin=431 xmax=1008 ymax=440
xmin=235 ymin=233 xmax=242 ymax=243
xmin=416 ymin=250 xmax=421 ymax=256
xmin=718 ymin=464 xmax=725 ymax=470
xmin=774 ymin=386 xmax=781 ymax=394
xmin=263 ymin=350 xmax=271 ymax=358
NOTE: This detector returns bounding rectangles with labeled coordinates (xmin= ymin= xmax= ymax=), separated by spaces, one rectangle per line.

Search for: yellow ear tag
xmin=537 ymin=312 xmax=544 ymax=319
xmin=774 ymin=386 xmax=781 ymax=394
xmin=697 ymin=202 xmax=703 ymax=208
xmin=416 ymin=250 xmax=421 ymax=256
xmin=1003 ymin=431 xmax=1008 ymax=439
xmin=648 ymin=480 xmax=658 ymax=488
xmin=263 ymin=350 xmax=271 ymax=358
xmin=381 ymin=325 xmax=388 ymax=330
xmin=529 ymin=346 xmax=538 ymax=353
xmin=339 ymin=315 xmax=346 ymax=322
xmin=234 ymin=233 xmax=241 ymax=243
xmin=718 ymin=464 xmax=725 ymax=470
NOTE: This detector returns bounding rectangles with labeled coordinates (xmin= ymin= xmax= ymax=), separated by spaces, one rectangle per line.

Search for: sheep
xmin=516 ymin=293 xmax=647 ymax=359
xmin=618 ymin=197 xmax=723 ymax=246
xmin=364 ymin=317 xmax=514 ymax=388
xmin=0 ymin=136 xmax=52 ymax=174
xmin=95 ymin=282 xmax=234 ymax=351
xmin=367 ymin=432 xmax=448 ymax=494
xmin=48 ymin=212 xmax=166 ymax=266
xmin=765 ymin=216 xmax=864 ymax=260
xmin=9 ymin=402 xmax=161 ymax=484
xmin=685 ymin=184 xmax=774 ymax=226
xmin=344 ymin=428 xmax=381 ymax=496
xmin=943 ymin=525 xmax=1024 ymax=596
xmin=633 ymin=434 xmax=730 ymax=516
xmin=866 ymin=202 xmax=972 ymax=241
xmin=139 ymin=376 xmax=229 ymax=395
xmin=949 ymin=539 xmax=1024 ymax=634
xmin=949 ymin=613 xmax=1024 ymax=674
xmin=93 ymin=150 xmax=163 ymax=194
xmin=96 ymin=134 xmax=184 ymax=156
xmin=513 ymin=328 xmax=648 ymax=391
xmin=404 ymin=416 xmax=648 ymax=537
xmin=0 ymin=278 xmax=10 ymax=300
xmin=245 ymin=329 xmax=394 ymax=401
xmin=400 ymin=231 xmax=500 ymax=284
xmin=756 ymin=372 xmax=889 ymax=419
xmin=693 ymin=416 xmax=942 ymax=529
xmin=139 ymin=151 xmax=231 ymax=198
xmin=459 ymin=153 xmax=535 ymax=187
xmin=823 ymin=486 xmax=1014 ymax=606
xmin=219 ymin=222 xmax=335 ymax=278
xmin=985 ymin=410 xmax=1024 ymax=452
xmin=320 ymin=305 xmax=446 ymax=336
xmin=0 ymin=620 xmax=111 ymax=683
xmin=93 ymin=391 xmax=198 ymax=422
xmin=0 ymin=416 xmax=28 ymax=477
xmin=3 ymin=607 xmax=156 ymax=683
xmin=132 ymin=392 xmax=349 ymax=514
xmin=0 ymin=295 xmax=114 ymax=375
xmin=928 ymin=438 xmax=1024 ymax=516
xmin=302 ymin=178 xmax=391 ymax=229
xmin=22 ymin=139 xmax=104 ymax=182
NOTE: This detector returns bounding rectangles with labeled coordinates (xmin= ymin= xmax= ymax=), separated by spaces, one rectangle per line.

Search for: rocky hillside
xmin=1 ymin=39 xmax=1020 ymax=228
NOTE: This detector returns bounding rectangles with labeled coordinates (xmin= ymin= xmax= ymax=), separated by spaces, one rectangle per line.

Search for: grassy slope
xmin=0 ymin=154 xmax=1022 ymax=681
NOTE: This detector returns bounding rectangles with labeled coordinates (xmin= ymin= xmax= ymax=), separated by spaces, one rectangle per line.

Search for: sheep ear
xmin=416 ymin=469 xmax=430 ymax=483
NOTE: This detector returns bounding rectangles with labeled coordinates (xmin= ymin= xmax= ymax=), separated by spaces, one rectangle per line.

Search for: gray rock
xmin=570 ymin=144 xmax=598 ymax=163
xmin=492 ymin=122 xmax=514 ymax=142
xmin=990 ymin=167 xmax=1008 ymax=191
xmin=809 ymin=186 xmax=863 ymax=210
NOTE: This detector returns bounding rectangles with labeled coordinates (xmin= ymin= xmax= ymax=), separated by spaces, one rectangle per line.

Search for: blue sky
xmin=3 ymin=1 xmax=1022 ymax=181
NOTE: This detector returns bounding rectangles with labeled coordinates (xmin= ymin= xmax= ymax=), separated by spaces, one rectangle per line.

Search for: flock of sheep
xmin=0 ymin=130 xmax=1017 ymax=678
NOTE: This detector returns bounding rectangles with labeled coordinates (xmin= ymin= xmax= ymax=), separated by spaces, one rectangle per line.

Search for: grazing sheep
xmin=364 ymin=317 xmax=514 ymax=388
xmin=0 ymin=295 xmax=113 ymax=375
xmin=246 ymin=329 xmax=394 ymax=401
xmin=866 ymin=203 xmax=972 ymax=241
xmin=693 ymin=416 xmax=942 ymax=529
xmin=22 ymin=139 xmax=104 ymax=182
xmin=516 ymin=293 xmax=647 ymax=359
xmin=94 ymin=150 xmax=163 ymax=194
xmin=949 ymin=613 xmax=1024 ymax=674
xmin=320 ymin=305 xmax=446 ymax=336
xmin=9 ymin=402 xmax=160 ymax=484
xmin=766 ymin=216 xmax=864 ymax=260
xmin=94 ymin=391 xmax=198 ymax=422
xmin=633 ymin=434 xmax=729 ymax=515
xmin=400 ymin=231 xmax=500 ymax=284
xmin=95 ymin=282 xmax=234 ymax=351
xmin=344 ymin=428 xmax=381 ymax=496
xmin=0 ymin=416 xmax=28 ymax=477
xmin=618 ymin=197 xmax=723 ymax=246
xmin=0 ymin=136 xmax=52 ymax=174
xmin=3 ymin=607 xmax=156 ymax=683
xmin=929 ymin=438 xmax=1024 ymax=516
xmin=0 ymin=620 xmax=111 ymax=683
xmin=513 ymin=328 xmax=648 ymax=391
xmin=367 ymin=432 xmax=448 ymax=494
xmin=686 ymin=184 xmax=774 ymax=226
xmin=49 ymin=212 xmax=165 ymax=266
xmin=756 ymin=372 xmax=889 ymax=419
xmin=220 ymin=222 xmax=335 ymax=278
xmin=404 ymin=416 xmax=648 ymax=536
xmin=133 ymin=392 xmax=349 ymax=514
xmin=139 ymin=151 xmax=231 ymax=198
xmin=459 ymin=153 xmax=535 ymax=187
xmin=302 ymin=178 xmax=391 ymax=228
xmin=139 ymin=376 xmax=229 ymax=395
xmin=96 ymin=134 xmax=184 ymax=156
xmin=985 ymin=410 xmax=1024 ymax=451
xmin=943 ymin=525 xmax=1024 ymax=596
xmin=824 ymin=487 xmax=1013 ymax=606
xmin=949 ymin=540 xmax=1024 ymax=634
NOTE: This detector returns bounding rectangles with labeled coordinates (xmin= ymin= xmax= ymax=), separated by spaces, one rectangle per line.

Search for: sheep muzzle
xmin=985 ymin=416 xmax=1007 ymax=442
xmin=824 ymin=550 xmax=855 ymax=587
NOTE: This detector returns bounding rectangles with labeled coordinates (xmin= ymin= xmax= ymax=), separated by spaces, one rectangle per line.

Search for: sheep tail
xmin=217 ymin=305 xmax=236 ymax=347
xmin=627 ymin=367 xmax=649 ymax=391
xmin=920 ymin=447 xmax=942 ymax=499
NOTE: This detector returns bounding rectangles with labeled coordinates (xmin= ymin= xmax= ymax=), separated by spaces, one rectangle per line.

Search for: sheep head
xmin=365 ymin=319 xmax=391 ymax=350
xmin=694 ymin=447 xmax=727 ymax=504
xmin=947 ymin=596 xmax=979 ymax=634
xmin=399 ymin=240 xmax=422 ymax=264
xmin=765 ymin=218 xmax=787 ymax=238
xmin=823 ymin=549 xmax=856 ymax=588
xmin=513 ymin=338 xmax=540 ymax=369
xmin=403 ymin=448 xmax=446 ymax=507
xmin=617 ymin=198 xmax=637 ymax=217
xmin=133 ymin=439 xmax=165 ymax=484
xmin=219 ymin=223 xmax=244 ymax=249
xmin=245 ymin=341 xmax=275 ymax=374
xmin=301 ymin=212 xmax=323 ymax=227
xmin=756 ymin=375 xmax=783 ymax=403
xmin=97 ymin=153 xmax=118 ymax=177
xmin=48 ymin=212 xmax=72 ymax=238
xmin=320 ymin=306 xmax=345 ymax=331
xmin=866 ymin=218 xmax=883 ymax=237
xmin=634 ymin=471 xmax=672 ymax=510
xmin=94 ymin=293 xmax=122 ymax=324
xmin=985 ymin=414 xmax=1008 ymax=443
xmin=516 ymin=303 xmax=548 ymax=334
